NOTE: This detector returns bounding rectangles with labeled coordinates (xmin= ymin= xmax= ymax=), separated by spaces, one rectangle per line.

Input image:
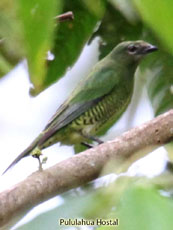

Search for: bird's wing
xmin=39 ymin=65 xmax=119 ymax=143
xmin=70 ymin=66 xmax=119 ymax=103
xmin=45 ymin=66 xmax=117 ymax=128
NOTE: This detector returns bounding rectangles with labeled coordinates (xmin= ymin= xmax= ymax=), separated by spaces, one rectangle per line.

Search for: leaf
xmin=109 ymin=0 xmax=139 ymax=23
xmin=138 ymin=30 xmax=173 ymax=116
xmin=15 ymin=192 xmax=95 ymax=230
xmin=90 ymin=2 xmax=142 ymax=60
xmin=17 ymin=0 xmax=61 ymax=93
xmin=35 ymin=0 xmax=104 ymax=95
xmin=0 ymin=52 xmax=13 ymax=76
xmin=0 ymin=1 xmax=24 ymax=77
xmin=133 ymin=0 xmax=173 ymax=53
xmin=146 ymin=54 xmax=173 ymax=115
xmin=117 ymin=185 xmax=173 ymax=230
xmin=82 ymin=0 xmax=105 ymax=18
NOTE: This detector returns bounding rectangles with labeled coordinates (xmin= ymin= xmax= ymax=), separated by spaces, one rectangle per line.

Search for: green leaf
xmin=109 ymin=0 xmax=139 ymax=23
xmin=82 ymin=0 xmax=105 ymax=18
xmin=0 ymin=1 xmax=24 ymax=77
xmin=0 ymin=52 xmax=13 ymax=76
xmin=138 ymin=30 xmax=173 ymax=116
xmin=15 ymin=192 xmax=95 ymax=230
xmin=18 ymin=0 xmax=61 ymax=93
xmin=146 ymin=54 xmax=173 ymax=115
xmin=90 ymin=2 xmax=142 ymax=59
xmin=36 ymin=0 xmax=104 ymax=95
xmin=117 ymin=185 xmax=173 ymax=230
xmin=133 ymin=0 xmax=173 ymax=53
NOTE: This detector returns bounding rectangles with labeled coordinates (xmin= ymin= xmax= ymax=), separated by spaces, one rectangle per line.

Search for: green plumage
xmin=3 ymin=40 xmax=157 ymax=174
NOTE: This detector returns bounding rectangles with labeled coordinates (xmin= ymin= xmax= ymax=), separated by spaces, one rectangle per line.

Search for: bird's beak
xmin=142 ymin=44 xmax=158 ymax=54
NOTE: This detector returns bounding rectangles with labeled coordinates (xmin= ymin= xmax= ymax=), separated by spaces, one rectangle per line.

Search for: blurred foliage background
xmin=0 ymin=0 xmax=173 ymax=229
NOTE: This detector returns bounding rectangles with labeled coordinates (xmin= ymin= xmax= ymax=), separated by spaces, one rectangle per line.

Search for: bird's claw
xmin=31 ymin=147 xmax=44 ymax=171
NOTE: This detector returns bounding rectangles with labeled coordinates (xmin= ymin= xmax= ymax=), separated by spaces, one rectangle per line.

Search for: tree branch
xmin=0 ymin=109 xmax=173 ymax=229
xmin=55 ymin=11 xmax=74 ymax=22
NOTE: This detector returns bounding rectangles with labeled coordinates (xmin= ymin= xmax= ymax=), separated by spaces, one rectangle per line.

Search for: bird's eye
xmin=128 ymin=45 xmax=138 ymax=53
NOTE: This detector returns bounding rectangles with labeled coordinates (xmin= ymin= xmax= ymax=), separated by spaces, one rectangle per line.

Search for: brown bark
xmin=55 ymin=11 xmax=74 ymax=22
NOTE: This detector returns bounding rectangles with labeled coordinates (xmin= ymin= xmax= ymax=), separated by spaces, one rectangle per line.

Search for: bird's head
xmin=111 ymin=40 xmax=158 ymax=63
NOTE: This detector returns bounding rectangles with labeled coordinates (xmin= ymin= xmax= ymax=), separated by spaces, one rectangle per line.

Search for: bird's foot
xmin=89 ymin=136 xmax=104 ymax=144
xmin=82 ymin=134 xmax=104 ymax=145
xmin=31 ymin=147 xmax=43 ymax=171
xmin=81 ymin=135 xmax=104 ymax=149
xmin=81 ymin=142 xmax=94 ymax=148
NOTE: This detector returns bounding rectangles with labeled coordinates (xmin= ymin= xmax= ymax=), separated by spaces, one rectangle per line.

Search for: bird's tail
xmin=2 ymin=135 xmax=41 ymax=175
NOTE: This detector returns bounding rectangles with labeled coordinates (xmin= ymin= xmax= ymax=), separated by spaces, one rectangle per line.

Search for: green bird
xmin=3 ymin=40 xmax=157 ymax=174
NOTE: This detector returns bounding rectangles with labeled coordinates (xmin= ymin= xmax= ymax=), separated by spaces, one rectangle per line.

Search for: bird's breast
xmin=70 ymin=84 xmax=133 ymax=135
